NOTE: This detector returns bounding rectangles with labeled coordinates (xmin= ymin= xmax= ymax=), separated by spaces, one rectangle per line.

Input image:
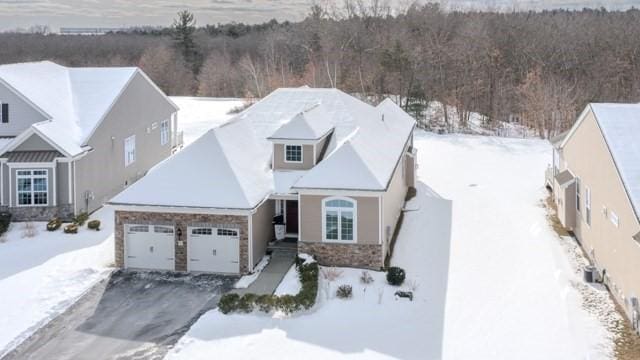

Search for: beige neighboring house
xmin=547 ymin=103 xmax=640 ymax=331
xmin=0 ymin=61 xmax=179 ymax=220
xmin=109 ymin=88 xmax=417 ymax=275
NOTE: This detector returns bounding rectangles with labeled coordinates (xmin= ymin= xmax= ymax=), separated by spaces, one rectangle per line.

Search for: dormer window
xmin=285 ymin=145 xmax=303 ymax=163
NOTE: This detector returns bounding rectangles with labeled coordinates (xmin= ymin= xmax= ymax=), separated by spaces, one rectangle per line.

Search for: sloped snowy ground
xmin=0 ymin=207 xmax=115 ymax=358
xmin=170 ymin=97 xmax=245 ymax=146
xmin=164 ymin=131 xmax=614 ymax=360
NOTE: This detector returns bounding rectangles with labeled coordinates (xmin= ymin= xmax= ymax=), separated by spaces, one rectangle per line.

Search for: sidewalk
xmin=233 ymin=250 xmax=296 ymax=295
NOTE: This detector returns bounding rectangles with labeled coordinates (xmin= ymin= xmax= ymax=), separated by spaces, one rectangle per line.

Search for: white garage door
xmin=188 ymin=227 xmax=240 ymax=273
xmin=125 ymin=224 xmax=175 ymax=271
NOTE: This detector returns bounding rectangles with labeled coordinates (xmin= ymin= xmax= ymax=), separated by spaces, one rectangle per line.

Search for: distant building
xmin=59 ymin=27 xmax=125 ymax=35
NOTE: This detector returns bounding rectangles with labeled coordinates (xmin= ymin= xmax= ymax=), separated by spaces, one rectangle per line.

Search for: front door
xmin=286 ymin=200 xmax=298 ymax=235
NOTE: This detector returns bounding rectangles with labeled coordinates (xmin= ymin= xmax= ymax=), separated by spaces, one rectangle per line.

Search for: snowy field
xmin=165 ymin=131 xmax=615 ymax=360
xmin=170 ymin=97 xmax=245 ymax=146
xmin=0 ymin=208 xmax=114 ymax=357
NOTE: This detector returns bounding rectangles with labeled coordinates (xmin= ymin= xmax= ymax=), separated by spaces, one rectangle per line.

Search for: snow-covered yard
xmin=171 ymin=97 xmax=245 ymax=146
xmin=165 ymin=131 xmax=615 ymax=360
xmin=0 ymin=207 xmax=115 ymax=357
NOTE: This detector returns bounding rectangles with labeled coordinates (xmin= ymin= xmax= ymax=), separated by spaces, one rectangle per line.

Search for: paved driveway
xmin=3 ymin=271 xmax=236 ymax=360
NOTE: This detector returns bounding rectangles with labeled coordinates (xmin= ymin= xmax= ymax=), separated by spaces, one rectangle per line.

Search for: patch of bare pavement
xmin=2 ymin=271 xmax=236 ymax=360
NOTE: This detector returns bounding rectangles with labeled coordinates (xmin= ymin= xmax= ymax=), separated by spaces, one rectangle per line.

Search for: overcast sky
xmin=0 ymin=0 xmax=636 ymax=31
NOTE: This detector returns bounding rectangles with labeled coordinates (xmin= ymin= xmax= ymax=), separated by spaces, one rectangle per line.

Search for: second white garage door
xmin=187 ymin=227 xmax=240 ymax=273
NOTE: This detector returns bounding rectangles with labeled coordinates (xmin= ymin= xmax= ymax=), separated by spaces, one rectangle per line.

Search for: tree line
xmin=1 ymin=3 xmax=640 ymax=137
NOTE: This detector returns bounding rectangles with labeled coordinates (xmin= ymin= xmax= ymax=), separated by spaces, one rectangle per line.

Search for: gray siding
xmin=74 ymin=72 xmax=176 ymax=213
xmin=13 ymin=134 xmax=57 ymax=152
xmin=57 ymin=162 xmax=71 ymax=206
xmin=251 ymin=199 xmax=275 ymax=266
xmin=0 ymin=81 xmax=47 ymax=137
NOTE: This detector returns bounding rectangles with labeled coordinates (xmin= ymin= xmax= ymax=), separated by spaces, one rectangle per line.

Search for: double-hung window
xmin=17 ymin=169 xmax=48 ymax=206
xmin=285 ymin=145 xmax=303 ymax=163
xmin=124 ymin=135 xmax=136 ymax=167
xmin=160 ymin=120 xmax=169 ymax=146
xmin=323 ymin=198 xmax=357 ymax=242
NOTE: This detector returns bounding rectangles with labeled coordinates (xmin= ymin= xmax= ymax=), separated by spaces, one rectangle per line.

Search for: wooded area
xmin=1 ymin=3 xmax=640 ymax=137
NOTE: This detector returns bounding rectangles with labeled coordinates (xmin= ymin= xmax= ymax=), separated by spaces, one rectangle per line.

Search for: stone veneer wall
xmin=115 ymin=210 xmax=249 ymax=274
xmin=298 ymin=242 xmax=383 ymax=270
xmin=2 ymin=204 xmax=74 ymax=221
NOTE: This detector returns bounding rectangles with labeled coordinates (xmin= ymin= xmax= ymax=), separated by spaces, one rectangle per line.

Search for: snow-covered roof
xmin=0 ymin=61 xmax=173 ymax=156
xmin=111 ymin=88 xmax=415 ymax=210
xmin=111 ymin=119 xmax=272 ymax=210
xmin=588 ymin=103 xmax=640 ymax=220
xmin=268 ymin=104 xmax=334 ymax=140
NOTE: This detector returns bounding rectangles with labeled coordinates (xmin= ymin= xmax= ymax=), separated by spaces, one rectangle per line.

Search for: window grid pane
xmin=341 ymin=211 xmax=354 ymax=241
xmin=285 ymin=145 xmax=302 ymax=162
xmin=326 ymin=211 xmax=338 ymax=240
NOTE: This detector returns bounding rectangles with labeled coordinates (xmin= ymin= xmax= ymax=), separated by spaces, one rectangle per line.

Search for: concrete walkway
xmin=234 ymin=250 xmax=296 ymax=295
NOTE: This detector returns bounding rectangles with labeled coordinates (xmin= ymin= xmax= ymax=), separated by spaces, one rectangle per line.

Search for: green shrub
xmin=47 ymin=218 xmax=62 ymax=231
xmin=73 ymin=212 xmax=89 ymax=226
xmin=386 ymin=266 xmax=406 ymax=286
xmin=87 ymin=219 xmax=101 ymax=231
xmin=238 ymin=293 xmax=257 ymax=313
xmin=276 ymin=295 xmax=300 ymax=315
xmin=64 ymin=223 xmax=79 ymax=234
xmin=336 ymin=285 xmax=353 ymax=299
xmin=0 ymin=212 xmax=11 ymax=236
xmin=255 ymin=294 xmax=276 ymax=313
xmin=218 ymin=293 xmax=240 ymax=314
xmin=220 ymin=259 xmax=320 ymax=315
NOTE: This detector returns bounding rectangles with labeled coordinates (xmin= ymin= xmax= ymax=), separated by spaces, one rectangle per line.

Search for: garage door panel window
xmin=217 ymin=228 xmax=238 ymax=237
xmin=128 ymin=225 xmax=149 ymax=233
xmin=154 ymin=226 xmax=174 ymax=234
xmin=322 ymin=197 xmax=357 ymax=243
xmin=192 ymin=228 xmax=212 ymax=236
xmin=17 ymin=169 xmax=48 ymax=206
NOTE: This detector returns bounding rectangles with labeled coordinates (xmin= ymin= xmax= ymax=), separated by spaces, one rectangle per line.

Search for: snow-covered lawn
xmin=165 ymin=131 xmax=615 ymax=360
xmin=0 ymin=207 xmax=115 ymax=357
xmin=171 ymin=97 xmax=245 ymax=146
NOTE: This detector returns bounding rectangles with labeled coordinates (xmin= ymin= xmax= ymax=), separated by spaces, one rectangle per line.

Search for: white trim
xmin=4 ymin=127 xmax=74 ymax=158
xmin=67 ymin=161 xmax=72 ymax=204
xmin=268 ymin=193 xmax=298 ymax=201
xmin=283 ymin=144 xmax=303 ymax=164
xmin=321 ymin=196 xmax=357 ymax=244
xmin=72 ymin=160 xmax=77 ymax=215
xmin=248 ymin=214 xmax=254 ymax=272
xmin=378 ymin=195 xmax=383 ymax=245
xmin=15 ymin=168 xmax=49 ymax=207
xmin=6 ymin=162 xmax=55 ymax=169
xmin=109 ymin=203 xmax=252 ymax=216
xmin=52 ymin=162 xmax=57 ymax=206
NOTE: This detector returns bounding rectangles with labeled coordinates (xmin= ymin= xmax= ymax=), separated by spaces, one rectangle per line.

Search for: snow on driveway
xmin=171 ymin=97 xmax=244 ymax=146
xmin=165 ymin=131 xmax=613 ymax=359
xmin=0 ymin=207 xmax=114 ymax=357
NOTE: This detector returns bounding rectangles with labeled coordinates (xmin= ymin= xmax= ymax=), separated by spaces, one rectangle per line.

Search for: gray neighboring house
xmin=110 ymin=88 xmax=417 ymax=275
xmin=0 ymin=61 xmax=179 ymax=220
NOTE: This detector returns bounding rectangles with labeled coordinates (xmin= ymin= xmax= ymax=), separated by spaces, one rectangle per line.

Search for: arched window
xmin=322 ymin=197 xmax=357 ymax=242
